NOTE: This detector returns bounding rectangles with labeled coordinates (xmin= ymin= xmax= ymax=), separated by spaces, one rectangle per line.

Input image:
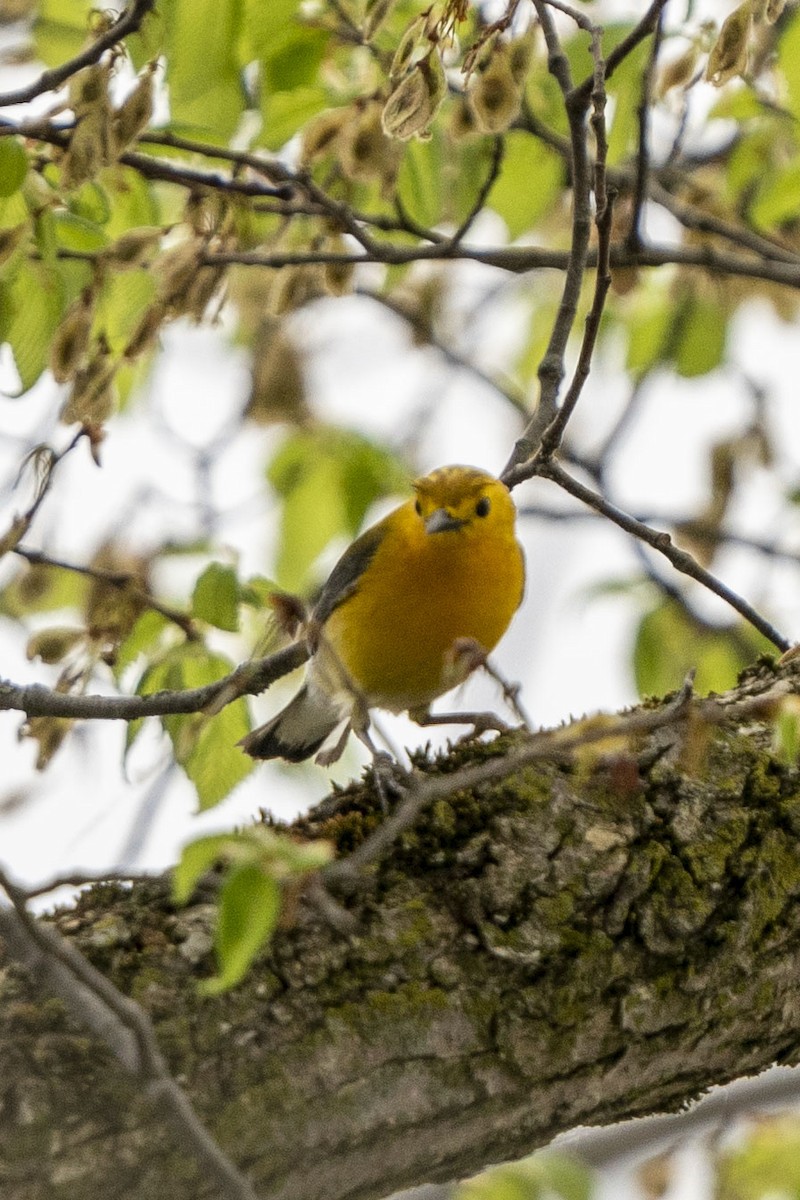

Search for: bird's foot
xmin=410 ymin=707 xmax=512 ymax=742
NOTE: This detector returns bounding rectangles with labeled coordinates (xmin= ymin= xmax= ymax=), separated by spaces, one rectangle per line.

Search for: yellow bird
xmin=240 ymin=465 xmax=525 ymax=764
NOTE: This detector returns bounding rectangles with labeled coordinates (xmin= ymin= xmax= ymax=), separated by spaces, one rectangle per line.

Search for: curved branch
xmin=0 ymin=0 xmax=156 ymax=108
xmin=0 ymin=642 xmax=309 ymax=722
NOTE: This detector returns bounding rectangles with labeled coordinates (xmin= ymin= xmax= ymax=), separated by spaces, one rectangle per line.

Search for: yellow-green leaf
xmin=191 ymin=562 xmax=240 ymax=632
xmin=487 ymin=132 xmax=562 ymax=239
xmin=0 ymin=140 xmax=28 ymax=199
xmin=200 ymin=863 xmax=280 ymax=994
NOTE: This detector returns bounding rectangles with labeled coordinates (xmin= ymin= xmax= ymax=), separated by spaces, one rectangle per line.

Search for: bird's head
xmin=412 ymin=465 xmax=516 ymax=539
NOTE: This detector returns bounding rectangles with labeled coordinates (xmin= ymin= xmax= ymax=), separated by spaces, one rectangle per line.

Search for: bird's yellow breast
xmin=321 ymin=481 xmax=524 ymax=712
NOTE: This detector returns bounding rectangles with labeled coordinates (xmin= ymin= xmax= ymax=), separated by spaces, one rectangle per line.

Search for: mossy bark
xmin=3 ymin=658 xmax=800 ymax=1200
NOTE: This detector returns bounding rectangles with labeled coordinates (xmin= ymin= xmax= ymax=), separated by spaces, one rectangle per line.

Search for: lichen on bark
xmin=4 ymin=657 xmax=800 ymax=1200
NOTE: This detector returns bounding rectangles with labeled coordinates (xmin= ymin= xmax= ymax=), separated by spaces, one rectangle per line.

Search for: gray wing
xmin=312 ymin=519 xmax=387 ymax=626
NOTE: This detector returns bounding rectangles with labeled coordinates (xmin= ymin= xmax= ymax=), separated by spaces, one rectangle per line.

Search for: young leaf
xmin=200 ymin=864 xmax=281 ymax=995
xmin=487 ymin=132 xmax=562 ymax=239
xmin=173 ymin=832 xmax=235 ymax=905
xmin=191 ymin=563 xmax=240 ymax=632
xmin=164 ymin=0 xmax=245 ymax=141
xmin=0 ymin=140 xmax=28 ymax=198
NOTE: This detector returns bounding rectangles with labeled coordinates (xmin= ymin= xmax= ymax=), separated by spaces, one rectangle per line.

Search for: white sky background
xmin=2 ymin=3 xmax=800 ymax=1197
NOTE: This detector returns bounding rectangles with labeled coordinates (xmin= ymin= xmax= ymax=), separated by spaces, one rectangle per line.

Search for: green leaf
xmin=625 ymin=287 xmax=674 ymax=377
xmin=0 ymin=561 xmax=88 ymax=619
xmin=708 ymin=85 xmax=765 ymax=123
xmin=184 ymin=684 xmax=253 ymax=811
xmin=262 ymin=25 xmax=327 ymax=93
xmin=131 ymin=645 xmax=253 ymax=808
xmin=104 ymin=169 xmax=160 ymax=237
xmin=260 ymin=86 xmax=329 ymax=152
xmin=0 ymin=140 xmax=28 ymax=199
xmin=200 ymin=864 xmax=280 ymax=995
xmin=773 ymin=699 xmax=800 ymax=766
xmin=53 ymin=211 xmax=109 ymax=253
xmin=673 ymin=292 xmax=727 ymax=378
xmin=192 ymin=562 xmax=240 ymax=632
xmin=750 ymin=161 xmax=800 ymax=231
xmin=33 ymin=0 xmax=93 ymax=67
xmin=114 ymin=609 xmax=172 ymax=679
xmin=68 ymin=181 xmax=112 ymax=227
xmin=6 ymin=261 xmax=65 ymax=393
xmin=487 ymin=132 xmax=562 ymax=239
xmin=779 ymin=8 xmax=800 ymax=123
xmin=163 ymin=0 xmax=246 ymax=141
xmin=268 ymin=430 xmax=406 ymax=594
xmin=605 ymin=36 xmax=651 ymax=166
xmin=718 ymin=1117 xmax=800 ymax=1200
xmin=633 ymin=599 xmax=772 ymax=699
xmin=458 ymin=1154 xmax=591 ymax=1200
xmin=173 ymin=833 xmax=234 ymax=904
xmin=93 ymin=268 xmax=157 ymax=353
xmin=0 ymin=189 xmax=29 ymax=233
xmin=126 ymin=9 xmax=166 ymax=71
xmin=236 ymin=825 xmax=332 ymax=876
xmin=239 ymin=574 xmax=280 ymax=608
xmin=172 ymin=648 xmax=253 ymax=809
xmin=397 ymin=135 xmax=443 ymax=230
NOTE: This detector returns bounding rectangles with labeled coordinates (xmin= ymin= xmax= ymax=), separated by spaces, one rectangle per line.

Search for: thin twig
xmin=517 ymin=502 xmax=800 ymax=566
xmin=0 ymin=868 xmax=261 ymax=1200
xmin=626 ymin=3 xmax=664 ymax=250
xmin=325 ymin=677 xmax=701 ymax=888
xmin=22 ymin=869 xmax=158 ymax=900
xmin=0 ymin=0 xmax=156 ymax=108
xmin=13 ymin=544 xmax=198 ymax=640
xmin=358 ymin=288 xmax=529 ymax=416
xmin=503 ymin=1 xmax=593 ymax=474
xmin=531 ymin=22 xmax=612 ymax=461
xmin=536 ymin=460 xmax=791 ymax=652
xmin=574 ymin=0 xmax=669 ymax=100
xmin=450 ymin=136 xmax=505 ymax=246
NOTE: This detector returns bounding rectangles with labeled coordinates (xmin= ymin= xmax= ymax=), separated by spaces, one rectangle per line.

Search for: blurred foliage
xmin=173 ymin=825 xmax=332 ymax=993
xmin=634 ymin=598 xmax=773 ymax=698
xmin=717 ymin=1115 xmax=800 ymax=1200
xmin=456 ymin=1153 xmax=591 ymax=1200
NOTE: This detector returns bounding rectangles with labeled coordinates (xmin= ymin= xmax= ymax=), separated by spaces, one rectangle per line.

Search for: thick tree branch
xmin=4 ymin=657 xmax=800 ymax=1199
xmin=0 ymin=868 xmax=259 ymax=1200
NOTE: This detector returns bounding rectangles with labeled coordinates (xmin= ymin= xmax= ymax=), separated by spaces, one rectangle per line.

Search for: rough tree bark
xmin=3 ymin=656 xmax=800 ymax=1200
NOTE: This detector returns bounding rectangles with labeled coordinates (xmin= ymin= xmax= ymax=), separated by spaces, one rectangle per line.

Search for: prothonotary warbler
xmin=240 ymin=465 xmax=525 ymax=764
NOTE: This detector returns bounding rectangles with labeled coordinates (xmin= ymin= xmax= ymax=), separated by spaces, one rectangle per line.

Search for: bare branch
xmin=357 ymin=288 xmax=529 ymax=417
xmin=536 ymin=460 xmax=792 ymax=652
xmin=0 ymin=0 xmax=156 ymax=108
xmin=0 ymin=868 xmax=261 ymax=1200
xmin=325 ymin=677 xmax=700 ymax=890
xmin=13 ymin=544 xmax=199 ymax=640
xmin=625 ymin=3 xmax=664 ymax=250
xmin=532 ymin=21 xmax=613 ymax=461
xmin=0 ymin=641 xmax=309 ymax=722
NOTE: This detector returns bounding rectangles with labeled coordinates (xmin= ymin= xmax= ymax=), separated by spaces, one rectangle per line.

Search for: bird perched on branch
xmin=239 ymin=465 xmax=525 ymax=765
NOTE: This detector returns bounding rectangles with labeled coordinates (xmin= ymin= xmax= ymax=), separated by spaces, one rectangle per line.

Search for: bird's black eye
xmin=475 ymin=496 xmax=491 ymax=517
xmin=415 ymin=499 xmax=422 ymax=516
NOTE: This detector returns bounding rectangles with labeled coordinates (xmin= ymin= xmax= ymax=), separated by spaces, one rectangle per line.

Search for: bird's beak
xmin=425 ymin=507 xmax=465 ymax=534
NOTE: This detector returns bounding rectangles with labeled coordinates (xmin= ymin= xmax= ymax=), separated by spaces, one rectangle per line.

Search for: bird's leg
xmin=409 ymin=706 xmax=512 ymax=737
xmin=420 ymin=637 xmax=532 ymax=739
xmin=349 ymin=698 xmax=408 ymax=810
